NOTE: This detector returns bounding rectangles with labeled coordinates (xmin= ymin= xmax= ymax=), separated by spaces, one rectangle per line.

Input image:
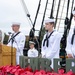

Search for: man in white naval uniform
xmin=7 ymin=23 xmax=26 ymax=65
xmin=66 ymin=10 xmax=75 ymax=58
xmin=41 ymin=18 xmax=61 ymax=69
xmin=28 ymin=41 xmax=38 ymax=57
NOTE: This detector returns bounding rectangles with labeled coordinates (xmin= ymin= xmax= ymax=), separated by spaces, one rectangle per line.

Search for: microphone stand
xmin=11 ymin=35 xmax=14 ymax=66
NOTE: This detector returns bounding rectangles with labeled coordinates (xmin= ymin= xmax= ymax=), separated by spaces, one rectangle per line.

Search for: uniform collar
xmin=47 ymin=30 xmax=54 ymax=36
xmin=30 ymin=48 xmax=35 ymax=50
xmin=13 ymin=31 xmax=20 ymax=35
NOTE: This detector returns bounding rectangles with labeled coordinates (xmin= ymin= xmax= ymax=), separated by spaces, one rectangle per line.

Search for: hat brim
xmin=44 ymin=18 xmax=55 ymax=23
xmin=29 ymin=41 xmax=35 ymax=45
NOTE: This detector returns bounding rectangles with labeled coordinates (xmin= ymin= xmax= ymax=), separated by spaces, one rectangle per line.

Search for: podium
xmin=0 ymin=44 xmax=16 ymax=66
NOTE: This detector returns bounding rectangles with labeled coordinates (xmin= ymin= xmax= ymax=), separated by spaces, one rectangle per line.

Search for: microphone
xmin=8 ymin=32 xmax=12 ymax=35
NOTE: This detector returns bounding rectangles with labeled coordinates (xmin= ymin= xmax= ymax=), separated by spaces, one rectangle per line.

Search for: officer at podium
xmin=7 ymin=22 xmax=26 ymax=65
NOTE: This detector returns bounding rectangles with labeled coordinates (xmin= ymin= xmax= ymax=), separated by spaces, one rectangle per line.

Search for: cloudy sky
xmin=0 ymin=0 xmax=75 ymax=36
xmin=0 ymin=0 xmax=42 ymax=35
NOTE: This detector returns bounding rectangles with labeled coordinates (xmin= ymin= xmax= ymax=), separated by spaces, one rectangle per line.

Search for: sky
xmin=0 ymin=0 xmax=41 ymax=35
xmin=0 ymin=0 xmax=75 ymax=36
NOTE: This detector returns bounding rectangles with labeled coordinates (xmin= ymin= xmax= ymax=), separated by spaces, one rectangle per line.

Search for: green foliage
xmin=3 ymin=33 xmax=9 ymax=44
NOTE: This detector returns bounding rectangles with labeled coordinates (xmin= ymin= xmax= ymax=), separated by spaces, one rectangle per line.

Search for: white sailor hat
xmin=72 ymin=10 xmax=75 ymax=15
xmin=44 ymin=18 xmax=55 ymax=23
xmin=29 ymin=41 xmax=35 ymax=45
xmin=12 ymin=22 xmax=21 ymax=26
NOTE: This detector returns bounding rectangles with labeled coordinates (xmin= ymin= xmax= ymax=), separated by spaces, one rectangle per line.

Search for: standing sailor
xmin=7 ymin=22 xmax=26 ymax=65
xmin=41 ymin=18 xmax=61 ymax=69
xmin=66 ymin=10 xmax=75 ymax=58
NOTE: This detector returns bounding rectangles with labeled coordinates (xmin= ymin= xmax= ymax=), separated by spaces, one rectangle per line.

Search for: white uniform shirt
xmin=28 ymin=48 xmax=38 ymax=57
xmin=66 ymin=28 xmax=75 ymax=58
xmin=7 ymin=32 xmax=26 ymax=55
xmin=41 ymin=30 xmax=61 ymax=68
xmin=7 ymin=32 xmax=26 ymax=64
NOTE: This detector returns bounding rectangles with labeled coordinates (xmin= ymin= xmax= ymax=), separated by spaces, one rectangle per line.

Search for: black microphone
xmin=8 ymin=32 xmax=12 ymax=35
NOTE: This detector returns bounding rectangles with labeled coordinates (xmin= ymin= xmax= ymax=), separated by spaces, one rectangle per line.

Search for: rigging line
xmin=50 ymin=0 xmax=55 ymax=18
xmin=29 ymin=0 xmax=41 ymax=51
xmin=60 ymin=0 xmax=74 ymax=50
xmin=54 ymin=0 xmax=61 ymax=28
xmin=70 ymin=0 xmax=74 ymax=15
xmin=67 ymin=0 xmax=74 ymax=30
xmin=33 ymin=0 xmax=41 ymax=29
xmin=38 ymin=0 xmax=48 ymax=44
xmin=66 ymin=0 xmax=70 ymax=17
xmin=57 ymin=0 xmax=66 ymax=31
xmin=69 ymin=0 xmax=74 ymax=16
xmin=40 ymin=0 xmax=48 ymax=27
xmin=62 ymin=0 xmax=74 ymax=35
xmin=20 ymin=0 xmax=33 ymax=27
xmin=63 ymin=0 xmax=71 ymax=35
xmin=53 ymin=0 xmax=56 ymax=14
xmin=39 ymin=0 xmax=55 ymax=37
xmin=64 ymin=0 xmax=70 ymax=31
xmin=59 ymin=0 xmax=73 ymax=62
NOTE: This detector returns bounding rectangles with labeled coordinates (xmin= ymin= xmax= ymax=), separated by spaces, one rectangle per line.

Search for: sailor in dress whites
xmin=41 ymin=18 xmax=61 ymax=69
xmin=7 ymin=23 xmax=26 ymax=65
xmin=28 ymin=41 xmax=38 ymax=57
xmin=66 ymin=10 xmax=75 ymax=58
